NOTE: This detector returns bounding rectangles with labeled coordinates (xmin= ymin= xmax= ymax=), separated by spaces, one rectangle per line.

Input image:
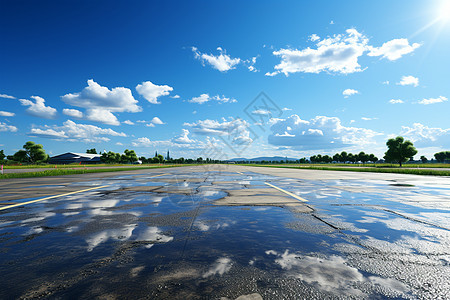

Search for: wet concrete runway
xmin=1 ymin=165 xmax=449 ymax=299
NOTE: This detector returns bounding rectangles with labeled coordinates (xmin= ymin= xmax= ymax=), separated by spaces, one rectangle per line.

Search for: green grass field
xmin=0 ymin=165 xmax=186 ymax=179
xmin=241 ymin=164 xmax=450 ymax=176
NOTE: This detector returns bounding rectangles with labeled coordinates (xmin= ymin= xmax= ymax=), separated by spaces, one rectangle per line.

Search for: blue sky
xmin=1 ymin=0 xmax=449 ymax=160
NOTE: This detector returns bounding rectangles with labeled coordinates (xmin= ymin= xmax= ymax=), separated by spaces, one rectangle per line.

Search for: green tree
xmin=123 ymin=149 xmax=138 ymax=163
xmin=0 ymin=150 xmax=5 ymax=162
xmin=340 ymin=151 xmax=348 ymax=163
xmin=12 ymin=141 xmax=48 ymax=164
xmin=368 ymin=154 xmax=378 ymax=163
xmin=358 ymin=152 xmax=370 ymax=164
xmin=86 ymin=148 xmax=97 ymax=154
xmin=420 ymin=155 xmax=428 ymax=163
xmin=384 ymin=136 xmax=417 ymax=167
xmin=434 ymin=151 xmax=450 ymax=163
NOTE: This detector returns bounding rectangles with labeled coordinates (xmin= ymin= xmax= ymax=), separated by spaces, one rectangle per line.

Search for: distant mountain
xmin=228 ymin=156 xmax=298 ymax=162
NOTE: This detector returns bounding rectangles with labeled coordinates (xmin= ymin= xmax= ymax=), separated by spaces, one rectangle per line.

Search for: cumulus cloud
xmin=62 ymin=79 xmax=141 ymax=112
xmin=123 ymin=120 xmax=134 ymax=125
xmin=269 ymin=29 xmax=369 ymax=75
xmin=185 ymin=118 xmax=253 ymax=146
xmin=343 ymin=89 xmax=359 ymax=98
xmin=397 ymin=75 xmax=419 ymax=87
xmin=0 ymin=122 xmax=18 ymax=132
xmin=418 ymin=96 xmax=447 ymax=105
xmin=368 ymin=39 xmax=421 ymax=61
xmin=309 ymin=33 xmax=320 ymax=41
xmin=151 ymin=117 xmax=164 ymax=125
xmin=361 ymin=117 xmax=377 ymax=121
xmin=282 ymin=107 xmax=292 ymax=111
xmin=30 ymin=128 xmax=67 ymax=138
xmin=268 ymin=114 xmax=380 ymax=150
xmin=135 ymin=81 xmax=173 ymax=104
xmin=0 ymin=111 xmax=15 ymax=117
xmin=85 ymin=108 xmax=120 ymax=126
xmin=252 ymin=109 xmax=271 ymax=115
xmin=62 ymin=108 xmax=83 ymax=118
xmin=192 ymin=47 xmax=241 ymax=72
xmin=172 ymin=129 xmax=195 ymax=144
xmin=30 ymin=120 xmax=126 ymax=143
xmin=0 ymin=94 xmax=16 ymax=99
xmin=268 ymin=29 xmax=421 ymax=76
xmin=389 ymin=99 xmax=404 ymax=104
xmin=188 ymin=93 xmax=237 ymax=104
xmin=400 ymin=123 xmax=450 ymax=147
xmin=19 ymin=96 xmax=57 ymax=119
xmin=132 ymin=137 xmax=152 ymax=147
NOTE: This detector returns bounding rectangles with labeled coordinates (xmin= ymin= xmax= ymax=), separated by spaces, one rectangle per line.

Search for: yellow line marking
xmin=264 ymin=182 xmax=308 ymax=202
xmin=236 ymin=171 xmax=244 ymax=175
xmin=150 ymin=173 xmax=170 ymax=178
xmin=0 ymin=185 xmax=110 ymax=211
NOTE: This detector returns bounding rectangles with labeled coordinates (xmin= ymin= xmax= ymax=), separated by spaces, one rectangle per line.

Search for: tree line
xmin=1 ymin=138 xmax=449 ymax=166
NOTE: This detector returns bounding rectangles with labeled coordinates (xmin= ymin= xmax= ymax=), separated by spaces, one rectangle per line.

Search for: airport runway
xmin=0 ymin=165 xmax=449 ymax=299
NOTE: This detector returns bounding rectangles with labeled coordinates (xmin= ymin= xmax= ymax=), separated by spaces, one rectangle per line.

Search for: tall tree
xmin=86 ymin=148 xmax=97 ymax=154
xmin=384 ymin=136 xmax=417 ymax=167
xmin=0 ymin=150 xmax=5 ymax=162
xmin=13 ymin=141 xmax=48 ymax=164
xmin=420 ymin=155 xmax=428 ymax=163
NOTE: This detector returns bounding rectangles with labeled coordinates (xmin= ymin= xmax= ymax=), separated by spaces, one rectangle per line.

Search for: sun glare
xmin=437 ymin=1 xmax=450 ymax=22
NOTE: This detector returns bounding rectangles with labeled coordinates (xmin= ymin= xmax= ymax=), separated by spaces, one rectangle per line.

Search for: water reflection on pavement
xmin=0 ymin=167 xmax=449 ymax=299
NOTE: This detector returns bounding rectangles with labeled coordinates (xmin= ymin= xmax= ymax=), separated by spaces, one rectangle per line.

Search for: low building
xmin=49 ymin=152 xmax=102 ymax=164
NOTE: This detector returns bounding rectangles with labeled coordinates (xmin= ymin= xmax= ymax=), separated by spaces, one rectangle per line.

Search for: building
xmin=49 ymin=152 xmax=102 ymax=164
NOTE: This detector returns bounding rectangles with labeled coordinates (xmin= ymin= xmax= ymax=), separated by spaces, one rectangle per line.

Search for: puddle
xmin=0 ymin=169 xmax=449 ymax=298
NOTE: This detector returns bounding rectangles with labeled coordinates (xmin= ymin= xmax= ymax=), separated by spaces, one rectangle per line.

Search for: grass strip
xmin=0 ymin=165 xmax=185 ymax=179
xmin=240 ymin=164 xmax=450 ymax=176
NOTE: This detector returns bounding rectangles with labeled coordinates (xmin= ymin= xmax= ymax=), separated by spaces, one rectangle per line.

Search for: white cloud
xmin=192 ymin=47 xmax=241 ymax=72
xmin=62 ymin=108 xmax=83 ymax=118
xmin=19 ymin=96 xmax=57 ymax=119
xmin=151 ymin=117 xmax=164 ymax=125
xmin=0 ymin=111 xmax=15 ymax=117
xmin=0 ymin=94 xmax=16 ymax=99
xmin=418 ymin=96 xmax=447 ymax=105
xmin=145 ymin=123 xmax=155 ymax=127
xmin=185 ymin=118 xmax=253 ymax=146
xmin=282 ymin=107 xmax=292 ymax=111
xmin=0 ymin=122 xmax=18 ymax=132
xmin=30 ymin=120 xmax=126 ymax=143
xmin=252 ymin=109 xmax=271 ymax=115
xmin=343 ymin=89 xmax=359 ymax=98
xmin=135 ymin=81 xmax=173 ymax=104
xmin=361 ymin=117 xmax=377 ymax=121
xmin=116 ymin=142 xmax=123 ymax=146
xmin=123 ymin=120 xmax=134 ymax=125
xmin=268 ymin=114 xmax=380 ymax=150
xmin=268 ymin=29 xmax=421 ymax=76
xmin=132 ymin=137 xmax=152 ymax=147
xmin=188 ymin=93 xmax=237 ymax=104
xmin=389 ymin=99 xmax=404 ymax=104
xmin=382 ymin=80 xmax=390 ymax=85
xmin=309 ymin=33 xmax=320 ymax=41
xmin=368 ymin=38 xmax=421 ymax=61
xmin=172 ymin=129 xmax=195 ymax=144
xmin=400 ymin=123 xmax=450 ymax=147
xmin=397 ymin=75 xmax=419 ymax=87
xmin=30 ymin=128 xmax=67 ymax=138
xmin=171 ymin=95 xmax=180 ymax=99
xmin=136 ymin=120 xmax=147 ymax=123
xmin=85 ymin=108 xmax=120 ymax=126
xmin=247 ymin=56 xmax=258 ymax=72
xmin=270 ymin=29 xmax=369 ymax=75
xmin=62 ymin=79 xmax=141 ymax=113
